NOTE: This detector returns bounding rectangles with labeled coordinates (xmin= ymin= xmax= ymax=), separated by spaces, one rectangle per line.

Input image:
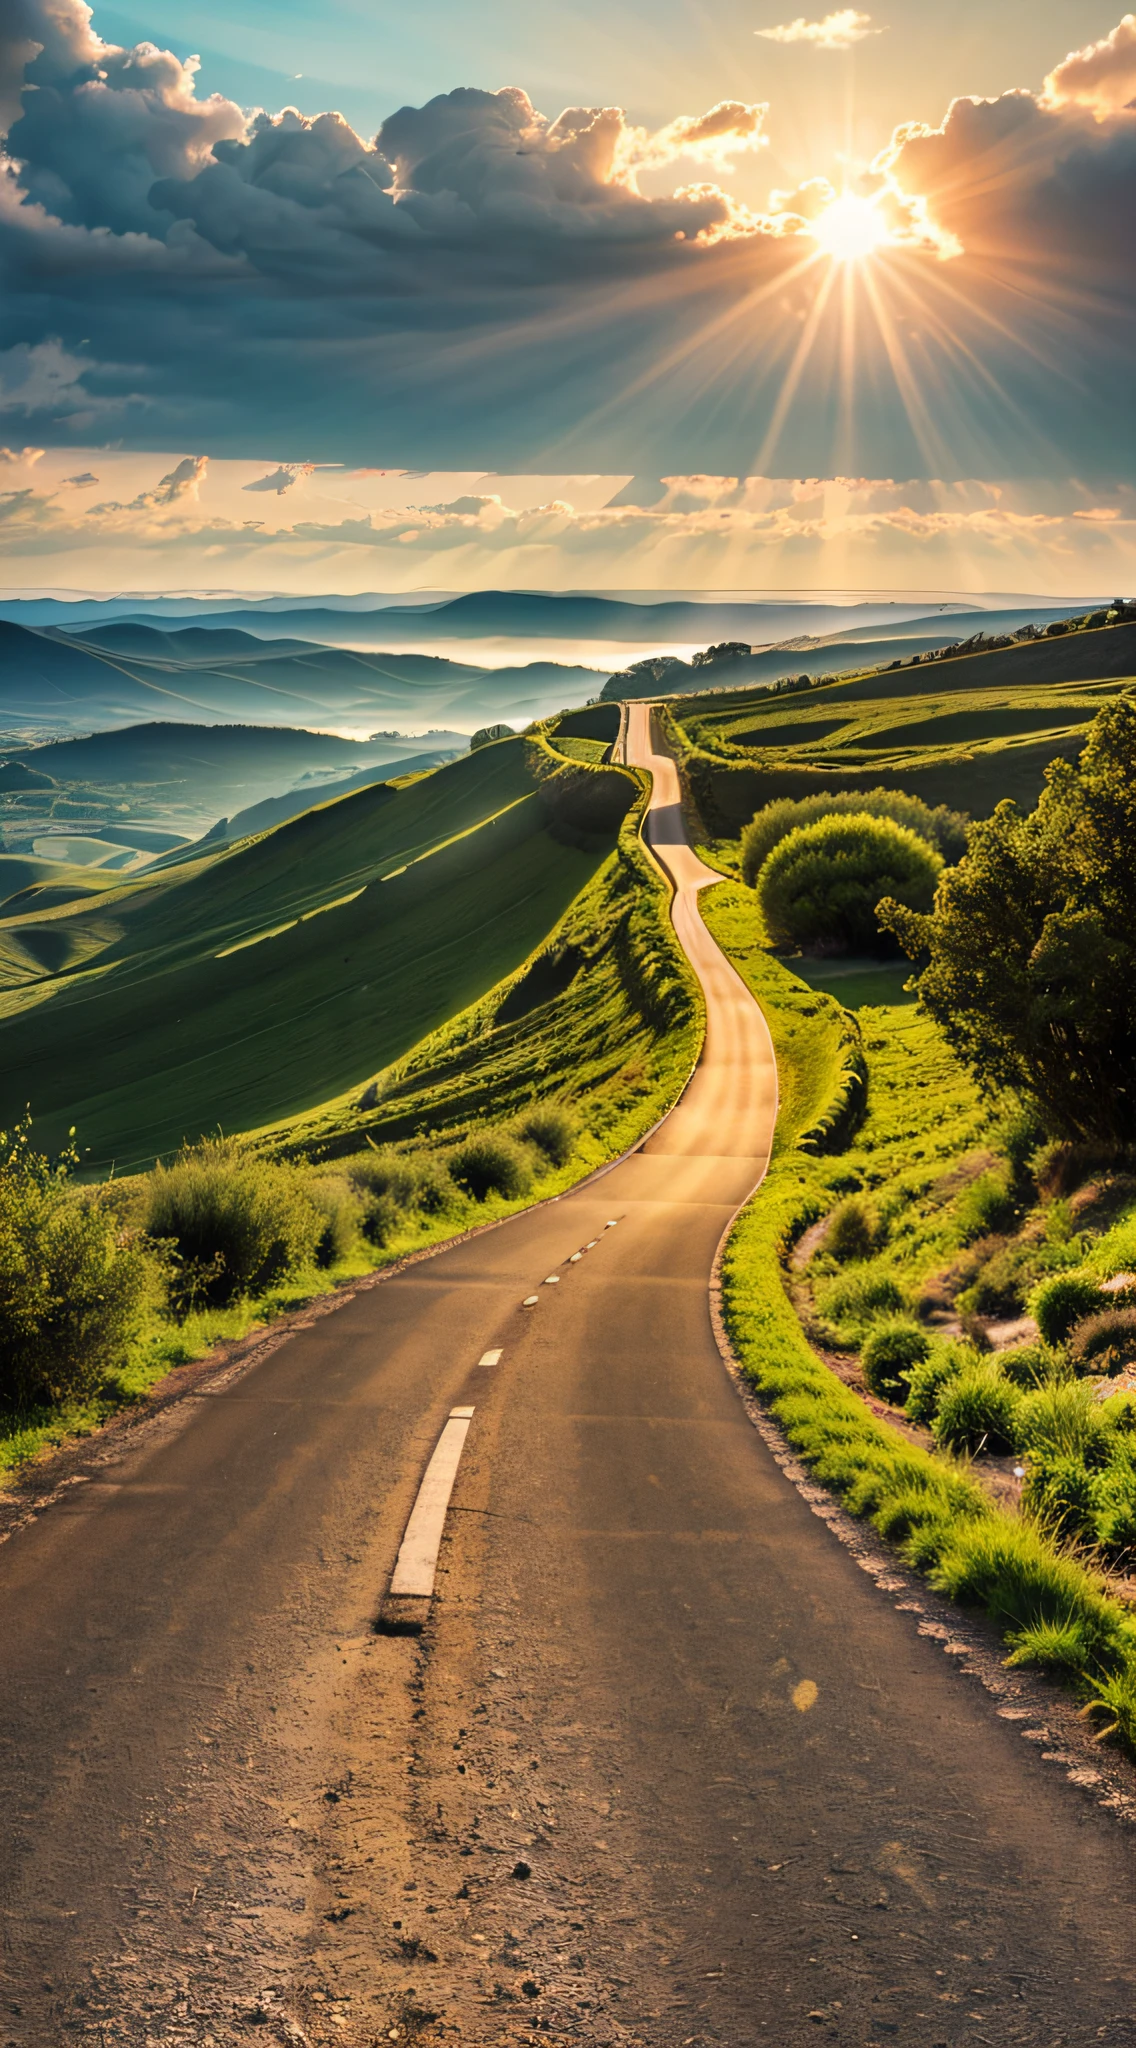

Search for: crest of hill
xmin=10 ymin=722 xmax=435 ymax=784
xmin=0 ymin=735 xmax=637 ymax=1171
xmin=61 ymin=623 xmax=319 ymax=661
xmin=664 ymin=616 xmax=1136 ymax=830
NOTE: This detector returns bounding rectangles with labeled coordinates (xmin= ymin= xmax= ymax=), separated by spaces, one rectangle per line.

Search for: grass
xmin=1 ymin=773 xmax=704 ymax=1480
xmin=0 ymin=738 xmax=636 ymax=1171
xmin=703 ymin=879 xmax=1136 ymax=1749
xmin=659 ymin=620 xmax=1136 ymax=832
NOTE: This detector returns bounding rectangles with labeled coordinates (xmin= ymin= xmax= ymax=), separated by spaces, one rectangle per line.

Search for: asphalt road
xmin=0 ymin=704 xmax=1132 ymax=2047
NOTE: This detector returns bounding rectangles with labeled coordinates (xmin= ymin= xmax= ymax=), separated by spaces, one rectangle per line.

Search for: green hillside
xmin=665 ymin=619 xmax=1136 ymax=833
xmin=0 ymin=738 xmax=635 ymax=1171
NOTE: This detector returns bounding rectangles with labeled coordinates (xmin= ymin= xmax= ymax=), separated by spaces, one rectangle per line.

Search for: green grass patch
xmin=705 ymin=882 xmax=1136 ymax=1750
xmin=0 ymin=739 xmax=638 ymax=1171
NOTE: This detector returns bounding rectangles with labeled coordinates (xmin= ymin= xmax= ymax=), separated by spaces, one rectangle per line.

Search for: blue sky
xmin=1 ymin=0 xmax=1134 ymax=594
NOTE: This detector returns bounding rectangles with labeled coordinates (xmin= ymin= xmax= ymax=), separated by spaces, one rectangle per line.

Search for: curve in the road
xmin=0 ymin=703 xmax=1132 ymax=2045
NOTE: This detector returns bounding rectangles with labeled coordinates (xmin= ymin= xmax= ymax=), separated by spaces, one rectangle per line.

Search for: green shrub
xmin=903 ymin=1339 xmax=976 ymax=1423
xmin=1093 ymin=1446 xmax=1136 ymax=1561
xmin=146 ymin=1139 xmax=322 ymax=1308
xmin=740 ymin=788 xmax=966 ymax=886
xmin=825 ymin=1194 xmax=882 ymax=1263
xmin=1015 ymin=1380 xmax=1114 ymax=1467
xmin=997 ymin=1341 xmax=1066 ymax=1389
xmin=1031 ymin=1271 xmax=1110 ymax=1345
xmin=860 ymin=1317 xmax=931 ymax=1402
xmin=757 ymin=813 xmax=943 ymax=955
xmin=1022 ymin=1454 xmax=1100 ymax=1542
xmin=347 ymin=1146 xmax=420 ymax=1207
xmin=516 ymin=1104 xmax=576 ymax=1168
xmin=1005 ymin=1618 xmax=1102 ymax=1673
xmin=307 ymin=1173 xmax=362 ymax=1268
xmin=1068 ymin=1306 xmax=1136 ymax=1376
xmin=360 ymin=1190 xmax=402 ymax=1248
xmin=1082 ymin=1664 xmax=1136 ymax=1750
xmin=932 ymin=1365 xmax=1021 ymax=1455
xmin=813 ymin=1261 xmax=904 ymax=1338
xmin=953 ymin=1170 xmax=1018 ymax=1246
xmin=0 ymin=1122 xmax=157 ymax=1407
xmin=447 ymin=1129 xmax=533 ymax=1201
xmin=347 ymin=1146 xmax=455 ymax=1216
xmin=929 ymin=1516 xmax=1119 ymax=1655
xmin=956 ymin=1237 xmax=1037 ymax=1316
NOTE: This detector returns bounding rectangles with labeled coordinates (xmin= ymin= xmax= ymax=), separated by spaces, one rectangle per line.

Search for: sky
xmin=1 ymin=0 xmax=1135 ymax=597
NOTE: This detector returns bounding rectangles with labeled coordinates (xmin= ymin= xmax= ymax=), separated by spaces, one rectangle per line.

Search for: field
xmin=703 ymin=880 xmax=1136 ymax=1747
xmin=667 ymin=618 xmax=1136 ymax=832
xmin=0 ymin=733 xmax=638 ymax=1171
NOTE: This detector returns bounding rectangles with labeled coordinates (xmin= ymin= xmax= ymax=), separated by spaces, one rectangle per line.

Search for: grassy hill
xmin=0 ymin=737 xmax=636 ymax=1171
xmin=664 ymin=620 xmax=1136 ymax=833
xmin=1 ymin=721 xmax=465 ymax=856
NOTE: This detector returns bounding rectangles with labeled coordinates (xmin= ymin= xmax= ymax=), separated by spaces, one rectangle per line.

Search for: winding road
xmin=0 ymin=703 xmax=1132 ymax=2046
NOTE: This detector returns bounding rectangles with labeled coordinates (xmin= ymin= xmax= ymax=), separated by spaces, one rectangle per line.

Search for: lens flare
xmin=811 ymin=192 xmax=890 ymax=263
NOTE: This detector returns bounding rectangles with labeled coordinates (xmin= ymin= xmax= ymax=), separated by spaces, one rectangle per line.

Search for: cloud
xmin=59 ymin=469 xmax=98 ymax=486
xmin=2 ymin=466 xmax=1133 ymax=601
xmin=1043 ymin=14 xmax=1136 ymax=120
xmin=756 ymin=11 xmax=880 ymax=51
xmin=0 ymin=1 xmax=1133 ymax=479
xmin=89 ymin=453 xmax=208 ymax=518
xmin=0 ymin=443 xmax=43 ymax=463
xmin=243 ymin=462 xmax=314 ymax=494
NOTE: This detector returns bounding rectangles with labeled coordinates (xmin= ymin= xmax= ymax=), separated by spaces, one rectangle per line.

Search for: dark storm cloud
xmin=0 ymin=0 xmax=1134 ymax=476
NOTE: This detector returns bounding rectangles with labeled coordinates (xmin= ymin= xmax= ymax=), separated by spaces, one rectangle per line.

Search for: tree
xmin=878 ymin=700 xmax=1136 ymax=1146
xmin=758 ymin=812 xmax=942 ymax=954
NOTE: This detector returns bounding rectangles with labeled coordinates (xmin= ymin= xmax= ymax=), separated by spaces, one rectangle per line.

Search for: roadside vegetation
xmin=1 ymin=716 xmax=702 ymax=1478
xmin=701 ymin=698 xmax=1136 ymax=1750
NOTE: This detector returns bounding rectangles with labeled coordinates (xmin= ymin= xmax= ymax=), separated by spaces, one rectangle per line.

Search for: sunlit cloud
xmin=756 ymin=10 xmax=881 ymax=52
xmin=1043 ymin=12 xmax=1136 ymax=119
xmin=0 ymin=0 xmax=1133 ymax=485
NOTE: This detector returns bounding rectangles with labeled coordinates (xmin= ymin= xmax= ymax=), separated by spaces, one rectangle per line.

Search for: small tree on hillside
xmin=878 ymin=700 xmax=1136 ymax=1146
xmin=758 ymin=812 xmax=942 ymax=954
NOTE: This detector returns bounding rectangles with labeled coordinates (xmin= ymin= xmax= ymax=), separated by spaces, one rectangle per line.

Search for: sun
xmin=811 ymin=191 xmax=890 ymax=264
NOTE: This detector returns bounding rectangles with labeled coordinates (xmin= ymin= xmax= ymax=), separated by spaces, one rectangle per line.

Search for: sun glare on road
xmin=811 ymin=191 xmax=890 ymax=263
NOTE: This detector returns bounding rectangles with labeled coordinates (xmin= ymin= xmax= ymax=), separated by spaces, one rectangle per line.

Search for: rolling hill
xmin=662 ymin=618 xmax=1136 ymax=832
xmin=0 ymin=736 xmax=635 ymax=1171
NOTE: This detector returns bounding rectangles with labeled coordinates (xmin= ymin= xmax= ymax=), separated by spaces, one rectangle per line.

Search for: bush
xmin=1030 ymin=1271 xmax=1110 ymax=1345
xmin=1069 ymin=1306 xmax=1136 ymax=1376
xmin=1022 ymin=1454 xmax=1100 ymax=1542
xmin=813 ymin=1262 xmax=904 ymax=1339
xmin=347 ymin=1146 xmax=420 ymax=1207
xmin=0 ymin=1123 xmax=157 ymax=1408
xmin=998 ymin=1341 xmax=1065 ymax=1389
xmin=447 ymin=1129 xmax=533 ymax=1202
xmin=360 ymin=1190 xmax=402 ymax=1248
xmin=740 ymin=788 xmax=966 ymax=886
xmin=757 ymin=813 xmax=943 ymax=955
xmin=933 ymin=1365 xmax=1022 ymax=1455
xmin=953 ymin=1170 xmax=1017 ymax=1245
xmin=904 ymin=1339 xmax=977 ymax=1424
xmin=1093 ymin=1445 xmax=1136 ymax=1561
xmin=146 ymin=1139 xmax=322 ymax=1308
xmin=1015 ymin=1380 xmax=1114 ymax=1468
xmin=860 ymin=1317 xmax=931 ymax=1402
xmin=516 ymin=1104 xmax=576 ymax=1168
xmin=825 ymin=1194 xmax=882 ymax=1263
xmin=307 ymin=1173 xmax=362 ymax=1268
xmin=347 ymin=1147 xmax=455 ymax=1217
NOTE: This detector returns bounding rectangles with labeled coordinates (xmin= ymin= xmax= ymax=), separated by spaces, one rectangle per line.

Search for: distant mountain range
xmin=0 ymin=619 xmax=607 ymax=738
